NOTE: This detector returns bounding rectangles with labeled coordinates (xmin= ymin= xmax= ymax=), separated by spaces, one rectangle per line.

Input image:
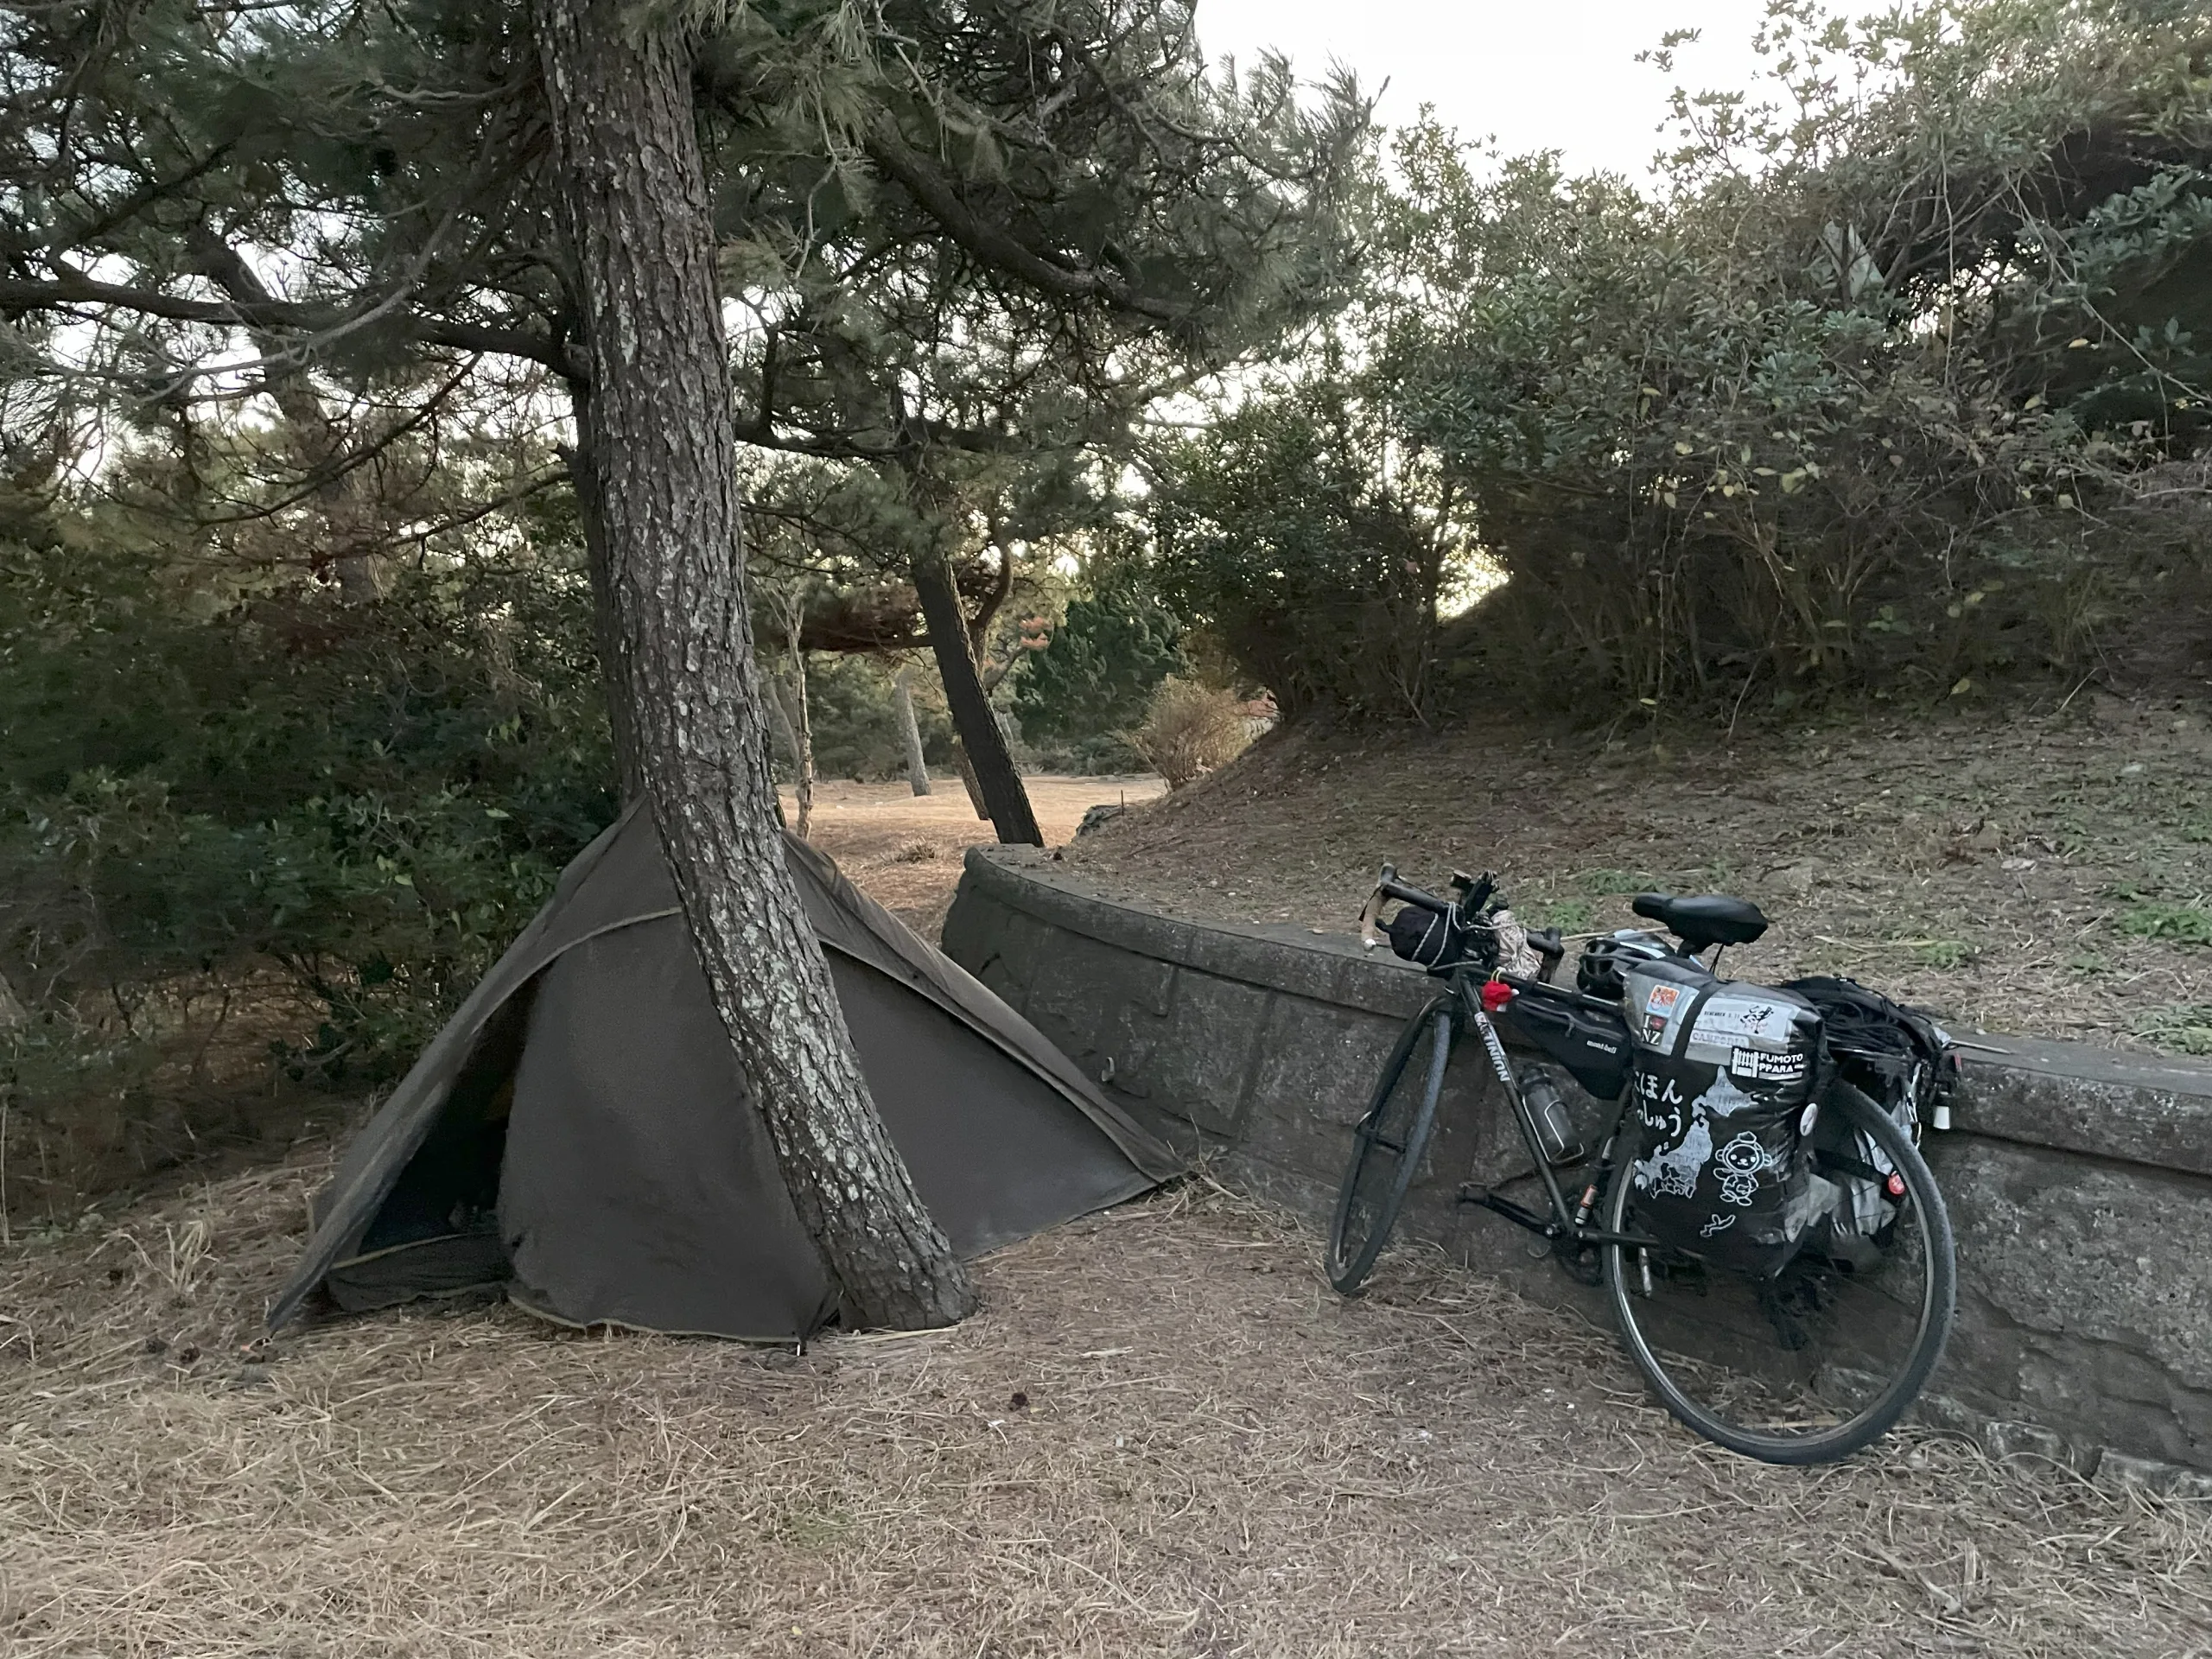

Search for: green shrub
xmin=1010 ymin=582 xmax=1188 ymax=747
xmin=1148 ymin=372 xmax=1471 ymax=721
xmin=0 ymin=522 xmax=618 ymax=1089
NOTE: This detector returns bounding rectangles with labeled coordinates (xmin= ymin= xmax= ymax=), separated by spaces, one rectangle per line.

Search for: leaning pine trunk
xmin=913 ymin=549 xmax=1041 ymax=844
xmin=950 ymin=741 xmax=990 ymax=820
xmin=532 ymin=0 xmax=976 ymax=1329
xmin=892 ymin=666 xmax=931 ymax=797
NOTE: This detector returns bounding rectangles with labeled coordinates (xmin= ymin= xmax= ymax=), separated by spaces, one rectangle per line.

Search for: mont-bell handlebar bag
xmin=1384 ymin=904 xmax=1472 ymax=968
xmin=1621 ymin=962 xmax=1824 ymax=1278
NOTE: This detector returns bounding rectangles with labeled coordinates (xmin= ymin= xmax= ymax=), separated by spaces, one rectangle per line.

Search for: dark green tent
xmin=269 ymin=804 xmax=1178 ymax=1339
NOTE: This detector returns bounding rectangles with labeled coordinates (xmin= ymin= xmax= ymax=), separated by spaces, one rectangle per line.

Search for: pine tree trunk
xmin=913 ymin=549 xmax=1042 ymax=844
xmin=779 ymin=590 xmax=816 ymax=839
xmin=892 ymin=667 xmax=931 ymax=796
xmin=532 ymin=0 xmax=975 ymax=1329
xmin=951 ymin=741 xmax=990 ymax=819
xmin=567 ymin=435 xmax=647 ymax=803
xmin=781 ymin=664 xmax=814 ymax=842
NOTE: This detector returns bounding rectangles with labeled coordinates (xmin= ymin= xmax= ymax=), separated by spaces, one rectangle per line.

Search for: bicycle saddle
xmin=1630 ymin=892 xmax=1770 ymax=954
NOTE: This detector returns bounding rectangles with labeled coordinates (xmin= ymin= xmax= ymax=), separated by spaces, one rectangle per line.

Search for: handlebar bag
xmin=1621 ymin=964 xmax=1824 ymax=1278
xmin=1383 ymin=903 xmax=1474 ymax=968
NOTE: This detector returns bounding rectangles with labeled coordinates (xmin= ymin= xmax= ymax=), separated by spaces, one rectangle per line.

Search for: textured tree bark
xmin=892 ymin=667 xmax=931 ymax=796
xmin=565 ymin=432 xmax=647 ymax=803
xmin=533 ymin=0 xmax=975 ymax=1329
xmin=913 ymin=548 xmax=1042 ymax=844
xmin=950 ymin=741 xmax=990 ymax=819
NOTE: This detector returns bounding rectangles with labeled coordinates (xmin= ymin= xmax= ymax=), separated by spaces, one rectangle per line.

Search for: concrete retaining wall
xmin=945 ymin=845 xmax=2212 ymax=1484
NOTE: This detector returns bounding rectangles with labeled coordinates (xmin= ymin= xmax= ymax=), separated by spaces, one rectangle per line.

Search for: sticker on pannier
xmin=1630 ymin=1065 xmax=1817 ymax=1277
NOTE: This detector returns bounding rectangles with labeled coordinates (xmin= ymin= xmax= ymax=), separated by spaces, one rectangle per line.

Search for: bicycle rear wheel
xmin=1326 ymin=1001 xmax=1453 ymax=1294
xmin=1601 ymin=1081 xmax=1955 ymax=1464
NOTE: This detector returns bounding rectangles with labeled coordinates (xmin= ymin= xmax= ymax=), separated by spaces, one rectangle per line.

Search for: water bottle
xmin=1523 ymin=1067 xmax=1586 ymax=1166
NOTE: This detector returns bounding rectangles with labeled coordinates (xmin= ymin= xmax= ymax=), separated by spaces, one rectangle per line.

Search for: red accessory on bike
xmin=1885 ymin=1172 xmax=1907 ymax=1199
xmin=1479 ymin=980 xmax=1516 ymax=1014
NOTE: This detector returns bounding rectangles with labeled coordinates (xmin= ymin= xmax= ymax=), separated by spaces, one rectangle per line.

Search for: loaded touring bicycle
xmin=1329 ymin=865 xmax=1959 ymax=1465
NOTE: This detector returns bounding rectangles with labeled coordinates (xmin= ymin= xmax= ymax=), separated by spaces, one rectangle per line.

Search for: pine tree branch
xmin=861 ymin=132 xmax=1190 ymax=325
xmin=0 ymin=273 xmax=575 ymax=372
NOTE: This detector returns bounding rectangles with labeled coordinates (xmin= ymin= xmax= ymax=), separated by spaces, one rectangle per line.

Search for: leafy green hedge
xmin=0 ymin=514 xmax=617 ymax=1092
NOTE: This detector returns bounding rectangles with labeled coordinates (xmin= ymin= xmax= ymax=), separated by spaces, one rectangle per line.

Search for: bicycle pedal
xmin=1456 ymin=1182 xmax=1491 ymax=1206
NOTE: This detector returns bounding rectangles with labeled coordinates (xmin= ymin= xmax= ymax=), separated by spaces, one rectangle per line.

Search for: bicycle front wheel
xmin=1601 ymin=1080 xmax=1956 ymax=1464
xmin=1326 ymin=1001 xmax=1454 ymax=1294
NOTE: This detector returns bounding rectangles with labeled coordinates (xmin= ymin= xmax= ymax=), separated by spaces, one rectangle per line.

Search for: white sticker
xmin=1692 ymin=998 xmax=1797 ymax=1046
xmin=1798 ymin=1103 xmax=1820 ymax=1136
xmin=1728 ymin=1046 xmax=1809 ymax=1085
xmin=1713 ymin=1130 xmax=1769 ymax=1205
xmin=1641 ymin=982 xmax=1683 ymax=1046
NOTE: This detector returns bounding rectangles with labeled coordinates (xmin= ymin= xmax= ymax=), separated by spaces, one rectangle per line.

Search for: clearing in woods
xmin=7 ymin=741 xmax=2210 ymax=1655
xmin=779 ymin=773 xmax=1162 ymax=939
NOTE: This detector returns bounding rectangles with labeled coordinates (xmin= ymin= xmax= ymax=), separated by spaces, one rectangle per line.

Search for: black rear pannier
xmin=1621 ymin=963 xmax=1825 ymax=1277
xmin=1782 ymin=975 xmax=1957 ymax=1249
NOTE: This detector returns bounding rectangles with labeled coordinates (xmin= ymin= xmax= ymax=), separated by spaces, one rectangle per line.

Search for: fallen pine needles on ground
xmin=3 ymin=1154 xmax=2207 ymax=1657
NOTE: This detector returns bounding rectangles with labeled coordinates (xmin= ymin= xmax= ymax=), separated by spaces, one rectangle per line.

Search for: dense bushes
xmin=1145 ymin=0 xmax=2212 ymax=721
xmin=0 ymin=505 xmax=618 ymax=1123
xmin=1009 ymin=581 xmax=1188 ymax=769
xmin=1147 ymin=371 xmax=1479 ymax=721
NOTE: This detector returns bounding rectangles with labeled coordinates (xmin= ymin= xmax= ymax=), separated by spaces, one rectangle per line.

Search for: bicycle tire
xmin=1325 ymin=1001 xmax=1453 ymax=1294
xmin=1601 ymin=1079 xmax=1956 ymax=1464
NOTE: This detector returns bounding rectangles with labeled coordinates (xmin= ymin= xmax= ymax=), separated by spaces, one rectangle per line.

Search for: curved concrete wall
xmin=944 ymin=845 xmax=2212 ymax=1487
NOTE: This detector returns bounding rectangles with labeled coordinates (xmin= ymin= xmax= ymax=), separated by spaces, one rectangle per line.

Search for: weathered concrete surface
xmin=946 ymin=844 xmax=2212 ymax=1479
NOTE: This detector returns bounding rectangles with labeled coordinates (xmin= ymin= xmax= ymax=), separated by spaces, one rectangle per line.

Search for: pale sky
xmin=1194 ymin=0 xmax=1780 ymax=179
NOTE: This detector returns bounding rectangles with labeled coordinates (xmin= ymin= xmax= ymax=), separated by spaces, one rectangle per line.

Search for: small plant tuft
xmin=1131 ymin=678 xmax=1254 ymax=791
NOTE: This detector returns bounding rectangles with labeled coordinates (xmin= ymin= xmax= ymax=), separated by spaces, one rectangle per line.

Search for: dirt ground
xmin=1065 ymin=690 xmax=2212 ymax=1054
xmin=5 ymin=1154 xmax=2209 ymax=1658
xmin=782 ymin=773 xmax=1163 ymax=939
xmin=10 ymin=737 xmax=2210 ymax=1655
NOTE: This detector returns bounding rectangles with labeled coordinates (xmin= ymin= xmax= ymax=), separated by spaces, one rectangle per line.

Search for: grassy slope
xmin=1064 ymin=690 xmax=2212 ymax=1052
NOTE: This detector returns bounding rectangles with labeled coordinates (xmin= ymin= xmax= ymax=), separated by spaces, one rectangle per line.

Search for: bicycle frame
xmin=1439 ymin=969 xmax=1665 ymax=1255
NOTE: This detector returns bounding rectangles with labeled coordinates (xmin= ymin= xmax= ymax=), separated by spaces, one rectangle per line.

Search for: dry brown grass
xmin=5 ymin=1154 xmax=2209 ymax=1657
xmin=1134 ymin=678 xmax=1255 ymax=790
xmin=1066 ymin=694 xmax=2212 ymax=1052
